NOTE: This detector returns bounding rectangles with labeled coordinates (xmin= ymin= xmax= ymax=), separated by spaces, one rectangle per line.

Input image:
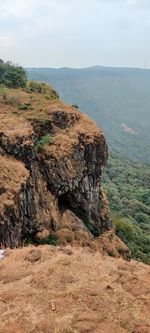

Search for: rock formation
xmin=0 ymin=83 xmax=112 ymax=247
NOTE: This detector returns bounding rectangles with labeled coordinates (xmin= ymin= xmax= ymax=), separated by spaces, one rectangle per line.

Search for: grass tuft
xmin=35 ymin=134 xmax=53 ymax=151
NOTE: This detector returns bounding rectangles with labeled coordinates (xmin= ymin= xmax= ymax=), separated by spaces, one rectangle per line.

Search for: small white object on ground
xmin=0 ymin=249 xmax=4 ymax=259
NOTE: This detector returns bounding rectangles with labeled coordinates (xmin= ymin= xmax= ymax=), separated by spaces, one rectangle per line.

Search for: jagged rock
xmin=0 ymin=85 xmax=112 ymax=247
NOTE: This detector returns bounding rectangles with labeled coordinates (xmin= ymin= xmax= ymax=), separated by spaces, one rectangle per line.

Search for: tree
xmin=0 ymin=59 xmax=27 ymax=88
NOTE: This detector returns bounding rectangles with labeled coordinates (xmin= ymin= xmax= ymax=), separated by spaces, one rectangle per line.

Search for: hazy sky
xmin=0 ymin=0 xmax=150 ymax=68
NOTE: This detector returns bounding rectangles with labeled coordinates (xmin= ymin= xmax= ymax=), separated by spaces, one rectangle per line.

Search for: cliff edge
xmin=0 ymin=83 xmax=112 ymax=247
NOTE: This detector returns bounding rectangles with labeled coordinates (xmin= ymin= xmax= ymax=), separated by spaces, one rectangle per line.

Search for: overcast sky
xmin=0 ymin=0 xmax=150 ymax=68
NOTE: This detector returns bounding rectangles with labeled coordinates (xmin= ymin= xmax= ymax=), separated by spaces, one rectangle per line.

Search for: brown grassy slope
xmin=0 ymin=245 xmax=150 ymax=333
xmin=0 ymin=156 xmax=29 ymax=219
xmin=0 ymin=87 xmax=103 ymax=140
xmin=0 ymin=87 xmax=105 ymax=183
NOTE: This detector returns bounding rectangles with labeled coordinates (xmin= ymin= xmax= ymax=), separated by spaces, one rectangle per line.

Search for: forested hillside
xmin=104 ymin=154 xmax=150 ymax=264
xmin=27 ymin=66 xmax=150 ymax=164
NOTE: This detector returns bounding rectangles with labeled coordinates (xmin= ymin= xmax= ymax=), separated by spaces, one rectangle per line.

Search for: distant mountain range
xmin=26 ymin=66 xmax=150 ymax=164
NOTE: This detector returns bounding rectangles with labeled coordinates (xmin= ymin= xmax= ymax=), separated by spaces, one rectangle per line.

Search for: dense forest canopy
xmin=0 ymin=59 xmax=26 ymax=88
xmin=104 ymin=154 xmax=150 ymax=264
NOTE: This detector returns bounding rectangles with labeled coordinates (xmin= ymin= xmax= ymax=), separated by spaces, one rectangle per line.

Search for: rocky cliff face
xmin=0 ymin=84 xmax=112 ymax=247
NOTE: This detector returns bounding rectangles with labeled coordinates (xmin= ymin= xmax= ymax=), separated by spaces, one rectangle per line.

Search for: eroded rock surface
xmin=0 ymin=85 xmax=112 ymax=247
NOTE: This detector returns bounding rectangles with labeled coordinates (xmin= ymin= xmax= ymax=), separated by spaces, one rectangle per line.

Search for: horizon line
xmin=26 ymin=64 xmax=150 ymax=70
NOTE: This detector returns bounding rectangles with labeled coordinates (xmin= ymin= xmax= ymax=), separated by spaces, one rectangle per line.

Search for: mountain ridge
xmin=27 ymin=65 xmax=150 ymax=72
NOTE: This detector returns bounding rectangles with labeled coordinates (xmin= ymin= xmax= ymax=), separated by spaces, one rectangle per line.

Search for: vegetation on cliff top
xmin=0 ymin=59 xmax=27 ymax=88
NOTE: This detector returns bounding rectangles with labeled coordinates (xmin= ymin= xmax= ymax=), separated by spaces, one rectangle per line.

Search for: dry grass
xmin=0 ymin=87 xmax=106 ymax=193
xmin=0 ymin=245 xmax=150 ymax=333
xmin=0 ymin=113 xmax=33 ymax=138
xmin=0 ymin=324 xmax=24 ymax=333
xmin=97 ymin=230 xmax=131 ymax=259
xmin=54 ymin=315 xmax=77 ymax=333
xmin=0 ymin=86 xmax=103 ymax=143
xmin=0 ymin=156 xmax=29 ymax=217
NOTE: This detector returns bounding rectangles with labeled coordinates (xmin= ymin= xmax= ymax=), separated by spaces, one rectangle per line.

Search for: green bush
xmin=0 ymin=59 xmax=26 ymax=88
xmin=26 ymin=81 xmax=45 ymax=93
xmin=25 ymin=235 xmax=59 ymax=246
xmin=26 ymin=81 xmax=59 ymax=100
xmin=37 ymin=235 xmax=59 ymax=246
xmin=72 ymin=104 xmax=79 ymax=109
xmin=0 ymin=84 xmax=8 ymax=99
xmin=17 ymin=102 xmax=32 ymax=110
xmin=35 ymin=134 xmax=53 ymax=151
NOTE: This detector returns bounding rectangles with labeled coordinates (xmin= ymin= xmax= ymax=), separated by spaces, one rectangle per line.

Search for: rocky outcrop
xmin=0 ymin=85 xmax=112 ymax=247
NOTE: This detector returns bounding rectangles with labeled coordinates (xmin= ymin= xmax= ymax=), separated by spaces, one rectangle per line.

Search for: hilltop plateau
xmin=0 ymin=245 xmax=150 ymax=333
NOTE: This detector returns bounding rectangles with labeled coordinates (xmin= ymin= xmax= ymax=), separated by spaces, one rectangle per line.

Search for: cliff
xmin=0 ymin=83 xmax=112 ymax=247
xmin=1 ymin=83 xmax=149 ymax=333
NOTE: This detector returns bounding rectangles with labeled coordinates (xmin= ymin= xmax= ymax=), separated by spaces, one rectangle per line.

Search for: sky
xmin=0 ymin=0 xmax=150 ymax=68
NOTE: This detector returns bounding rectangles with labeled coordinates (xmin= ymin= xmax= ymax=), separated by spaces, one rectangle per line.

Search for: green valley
xmin=27 ymin=66 xmax=150 ymax=164
xmin=104 ymin=153 xmax=150 ymax=264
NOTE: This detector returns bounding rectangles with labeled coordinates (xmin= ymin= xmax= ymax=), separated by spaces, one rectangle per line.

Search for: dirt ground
xmin=0 ymin=245 xmax=150 ymax=333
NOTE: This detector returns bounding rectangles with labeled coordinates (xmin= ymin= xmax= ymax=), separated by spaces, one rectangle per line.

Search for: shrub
xmin=26 ymin=81 xmax=59 ymax=99
xmin=35 ymin=134 xmax=53 ymax=151
xmin=5 ymin=94 xmax=20 ymax=106
xmin=0 ymin=59 xmax=26 ymax=88
xmin=37 ymin=235 xmax=59 ymax=246
xmin=72 ymin=104 xmax=79 ymax=109
xmin=25 ymin=235 xmax=59 ymax=246
xmin=0 ymin=84 xmax=8 ymax=99
xmin=26 ymin=81 xmax=45 ymax=93
xmin=17 ymin=102 xmax=32 ymax=110
xmin=107 ymin=248 xmax=118 ymax=257
xmin=0 ymin=87 xmax=21 ymax=106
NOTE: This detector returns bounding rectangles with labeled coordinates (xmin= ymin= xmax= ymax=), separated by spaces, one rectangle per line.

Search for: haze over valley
xmin=27 ymin=65 xmax=150 ymax=164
